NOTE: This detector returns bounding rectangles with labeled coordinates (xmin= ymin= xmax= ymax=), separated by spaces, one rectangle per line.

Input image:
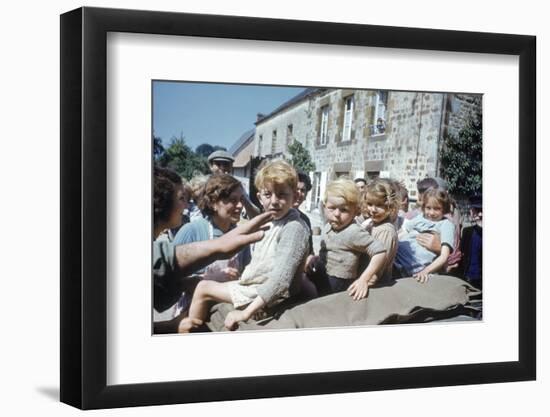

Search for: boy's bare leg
xmin=187 ymin=280 xmax=233 ymax=325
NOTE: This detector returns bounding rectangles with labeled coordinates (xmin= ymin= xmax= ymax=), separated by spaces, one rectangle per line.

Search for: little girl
xmin=308 ymin=178 xmax=386 ymax=300
xmin=359 ymin=178 xmax=400 ymax=285
xmin=394 ymin=188 xmax=455 ymax=283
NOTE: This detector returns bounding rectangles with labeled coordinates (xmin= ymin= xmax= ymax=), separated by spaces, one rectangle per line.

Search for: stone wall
xmin=377 ymin=92 xmax=446 ymax=199
xmin=254 ymin=99 xmax=311 ymax=158
xmin=305 ymin=89 xmax=372 ymax=178
xmin=446 ymin=93 xmax=482 ymax=139
xmin=254 ymin=88 xmax=481 ymax=205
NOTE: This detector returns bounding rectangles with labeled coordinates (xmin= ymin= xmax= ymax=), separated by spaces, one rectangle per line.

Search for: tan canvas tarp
xmin=206 ymin=275 xmax=481 ymax=331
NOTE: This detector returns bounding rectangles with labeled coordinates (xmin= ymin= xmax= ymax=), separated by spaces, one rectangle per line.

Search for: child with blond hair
xmin=307 ymin=178 xmax=386 ymax=300
xmin=187 ymin=160 xmax=310 ymax=331
xmin=394 ymin=188 xmax=456 ymax=283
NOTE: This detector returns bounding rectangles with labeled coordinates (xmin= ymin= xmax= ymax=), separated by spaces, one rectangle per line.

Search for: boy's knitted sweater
xmin=321 ymin=222 xmax=386 ymax=280
xmin=238 ymin=208 xmax=309 ymax=305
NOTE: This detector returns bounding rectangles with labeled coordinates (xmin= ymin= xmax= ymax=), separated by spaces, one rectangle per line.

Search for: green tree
xmin=153 ymin=135 xmax=165 ymax=160
xmin=288 ymin=140 xmax=316 ymax=173
xmin=439 ymin=110 xmax=482 ymax=196
xmin=158 ymin=135 xmax=209 ymax=179
xmin=195 ymin=143 xmax=215 ymax=158
xmin=195 ymin=144 xmax=228 ymax=158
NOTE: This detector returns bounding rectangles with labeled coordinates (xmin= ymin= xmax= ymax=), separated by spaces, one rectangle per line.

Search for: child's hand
xmin=305 ymin=255 xmax=319 ymax=274
xmin=360 ymin=218 xmax=373 ymax=231
xmin=413 ymin=269 xmax=432 ymax=284
xmin=224 ymin=310 xmax=249 ymax=331
xmin=347 ymin=278 xmax=369 ymax=301
xmin=221 ymin=267 xmax=240 ymax=280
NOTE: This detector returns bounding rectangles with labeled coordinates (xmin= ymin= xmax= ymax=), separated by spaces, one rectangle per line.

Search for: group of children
xmin=168 ymin=157 xmax=482 ymax=332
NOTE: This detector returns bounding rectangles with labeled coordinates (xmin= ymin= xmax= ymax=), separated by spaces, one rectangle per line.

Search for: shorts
xmin=227 ymin=281 xmax=260 ymax=308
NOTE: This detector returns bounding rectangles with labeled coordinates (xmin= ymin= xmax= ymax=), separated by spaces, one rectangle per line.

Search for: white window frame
xmin=313 ymin=172 xmax=322 ymax=208
xmin=373 ymin=91 xmax=388 ymax=135
xmin=286 ymin=124 xmax=293 ymax=146
xmin=271 ymin=129 xmax=277 ymax=155
xmin=257 ymin=134 xmax=263 ymax=156
xmin=342 ymin=95 xmax=354 ymax=142
xmin=320 ymin=105 xmax=329 ymax=145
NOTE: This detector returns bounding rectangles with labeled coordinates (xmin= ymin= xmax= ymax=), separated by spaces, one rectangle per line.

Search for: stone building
xmin=229 ymin=128 xmax=255 ymax=179
xmin=252 ymin=87 xmax=481 ymax=211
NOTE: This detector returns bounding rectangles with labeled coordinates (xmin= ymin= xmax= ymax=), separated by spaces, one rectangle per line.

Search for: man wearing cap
xmin=207 ymin=150 xmax=234 ymax=175
xmin=207 ymin=150 xmax=261 ymax=218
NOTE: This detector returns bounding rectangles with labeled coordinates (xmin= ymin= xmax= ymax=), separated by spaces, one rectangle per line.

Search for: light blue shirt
xmin=172 ymin=217 xmax=251 ymax=274
xmin=395 ymin=215 xmax=455 ymax=275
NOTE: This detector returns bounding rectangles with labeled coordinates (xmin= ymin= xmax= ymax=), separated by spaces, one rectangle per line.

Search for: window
xmin=372 ymin=91 xmax=388 ymax=135
xmin=320 ymin=106 xmax=329 ymax=145
xmin=271 ymin=130 xmax=277 ymax=155
xmin=367 ymin=171 xmax=380 ymax=180
xmin=312 ymin=172 xmax=322 ymax=208
xmin=342 ymin=95 xmax=354 ymax=142
xmin=286 ymin=124 xmax=293 ymax=146
xmin=258 ymin=134 xmax=263 ymax=155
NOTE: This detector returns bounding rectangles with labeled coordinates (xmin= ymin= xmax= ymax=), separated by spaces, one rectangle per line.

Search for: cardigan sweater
xmin=239 ymin=208 xmax=310 ymax=306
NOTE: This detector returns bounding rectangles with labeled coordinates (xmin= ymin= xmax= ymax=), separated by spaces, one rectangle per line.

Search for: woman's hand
xmin=416 ymin=232 xmax=441 ymax=254
xmin=217 ymin=211 xmax=275 ymax=255
xmin=224 ymin=310 xmax=250 ymax=331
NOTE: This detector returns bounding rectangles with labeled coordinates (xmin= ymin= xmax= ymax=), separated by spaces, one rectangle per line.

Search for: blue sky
xmin=153 ymin=81 xmax=305 ymax=151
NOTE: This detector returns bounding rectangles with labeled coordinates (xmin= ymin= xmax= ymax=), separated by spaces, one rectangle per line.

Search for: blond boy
xmin=308 ymin=178 xmax=387 ymax=300
xmin=187 ymin=160 xmax=310 ymax=331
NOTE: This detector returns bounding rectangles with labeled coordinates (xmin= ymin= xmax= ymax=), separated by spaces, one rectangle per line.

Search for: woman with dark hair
xmin=153 ymin=166 xmax=201 ymax=332
xmin=170 ymin=174 xmax=251 ymax=326
xmin=174 ymin=174 xmax=246 ymax=243
xmin=153 ymin=166 xmax=189 ymax=240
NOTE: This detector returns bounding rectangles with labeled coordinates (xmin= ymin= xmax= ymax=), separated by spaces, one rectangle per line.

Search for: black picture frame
xmin=60 ymin=6 xmax=536 ymax=410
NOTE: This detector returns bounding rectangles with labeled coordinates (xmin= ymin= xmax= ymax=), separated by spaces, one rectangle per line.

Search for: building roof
xmin=229 ymin=128 xmax=255 ymax=156
xmin=255 ymin=87 xmax=325 ymax=125
xmin=232 ymin=137 xmax=255 ymax=168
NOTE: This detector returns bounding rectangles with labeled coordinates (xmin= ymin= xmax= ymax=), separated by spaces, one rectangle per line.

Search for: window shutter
xmin=342 ymin=96 xmax=354 ymax=142
xmin=366 ymin=105 xmax=376 ymax=136
xmin=336 ymin=102 xmax=345 ymax=143
xmin=315 ymin=107 xmax=321 ymax=146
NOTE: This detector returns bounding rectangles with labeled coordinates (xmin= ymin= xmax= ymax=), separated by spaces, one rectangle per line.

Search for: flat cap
xmin=207 ymin=150 xmax=235 ymax=163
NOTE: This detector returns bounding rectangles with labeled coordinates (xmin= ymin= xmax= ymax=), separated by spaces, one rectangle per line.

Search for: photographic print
xmin=152 ymin=81 xmax=483 ymax=334
xmin=61 ymin=7 xmax=535 ymax=408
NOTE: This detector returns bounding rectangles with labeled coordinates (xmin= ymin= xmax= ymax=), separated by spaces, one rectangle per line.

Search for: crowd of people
xmin=153 ymin=150 xmax=482 ymax=334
